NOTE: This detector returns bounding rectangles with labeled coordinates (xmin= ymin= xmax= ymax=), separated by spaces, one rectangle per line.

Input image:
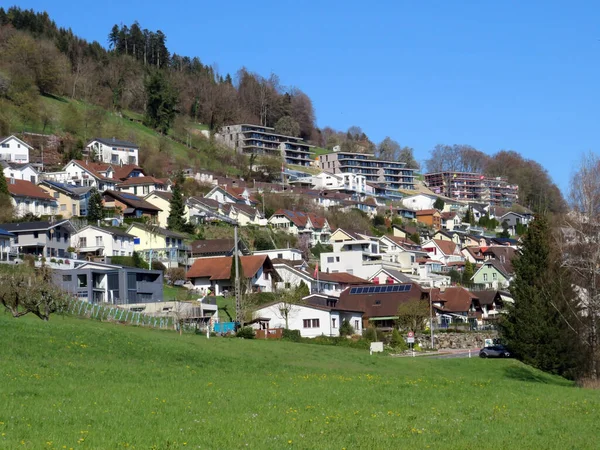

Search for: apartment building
xmin=86 ymin=138 xmax=139 ymax=165
xmin=319 ymin=152 xmax=415 ymax=191
xmin=424 ymin=172 xmax=518 ymax=207
xmin=218 ymin=124 xmax=313 ymax=167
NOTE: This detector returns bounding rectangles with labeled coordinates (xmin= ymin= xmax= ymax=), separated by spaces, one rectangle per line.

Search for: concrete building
xmin=54 ymin=261 xmax=163 ymax=304
xmin=0 ymin=135 xmax=32 ymax=163
xmin=319 ymin=152 xmax=415 ymax=191
xmin=72 ymin=225 xmax=135 ymax=258
xmin=86 ymin=138 xmax=139 ymax=165
xmin=424 ymin=171 xmax=519 ymax=207
xmin=39 ymin=181 xmax=93 ymax=219
xmin=217 ymin=124 xmax=313 ymax=167
xmin=0 ymin=228 xmax=14 ymax=261
xmin=0 ymin=220 xmax=76 ymax=258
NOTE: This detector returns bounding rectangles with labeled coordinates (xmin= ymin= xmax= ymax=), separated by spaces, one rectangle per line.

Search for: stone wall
xmin=415 ymin=331 xmax=499 ymax=350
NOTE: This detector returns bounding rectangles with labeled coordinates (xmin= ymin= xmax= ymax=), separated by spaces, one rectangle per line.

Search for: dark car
xmin=479 ymin=345 xmax=511 ymax=358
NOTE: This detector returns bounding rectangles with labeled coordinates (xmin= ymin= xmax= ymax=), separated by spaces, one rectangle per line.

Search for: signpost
xmin=407 ymin=331 xmax=415 ymax=357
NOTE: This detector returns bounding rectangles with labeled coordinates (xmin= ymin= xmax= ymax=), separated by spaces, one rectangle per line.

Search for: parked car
xmin=479 ymin=345 xmax=511 ymax=358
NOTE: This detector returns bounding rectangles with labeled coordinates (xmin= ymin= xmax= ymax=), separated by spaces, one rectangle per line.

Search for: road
xmin=426 ymin=349 xmax=481 ymax=359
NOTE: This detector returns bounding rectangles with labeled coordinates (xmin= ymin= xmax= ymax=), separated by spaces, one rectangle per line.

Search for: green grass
xmin=1 ymin=313 xmax=599 ymax=449
xmin=311 ymin=147 xmax=332 ymax=157
xmin=163 ymin=284 xmax=186 ymax=301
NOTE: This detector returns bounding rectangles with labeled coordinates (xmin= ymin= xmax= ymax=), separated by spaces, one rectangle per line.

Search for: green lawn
xmin=1 ymin=313 xmax=599 ymax=449
xmin=311 ymin=147 xmax=332 ymax=157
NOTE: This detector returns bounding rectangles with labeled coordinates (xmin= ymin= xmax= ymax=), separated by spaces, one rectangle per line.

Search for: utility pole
xmin=234 ymin=224 xmax=241 ymax=327
xmin=429 ymin=283 xmax=435 ymax=349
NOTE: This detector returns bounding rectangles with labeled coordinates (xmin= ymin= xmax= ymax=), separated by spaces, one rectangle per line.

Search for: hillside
xmin=1 ymin=313 xmax=599 ymax=449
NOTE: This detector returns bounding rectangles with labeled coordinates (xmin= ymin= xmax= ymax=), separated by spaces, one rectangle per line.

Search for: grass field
xmin=2 ymin=313 xmax=599 ymax=449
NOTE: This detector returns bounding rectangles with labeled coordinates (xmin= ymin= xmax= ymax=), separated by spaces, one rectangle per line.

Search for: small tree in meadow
xmin=339 ymin=319 xmax=355 ymax=337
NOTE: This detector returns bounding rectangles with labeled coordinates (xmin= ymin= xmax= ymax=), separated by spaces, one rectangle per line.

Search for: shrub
xmin=390 ymin=328 xmax=408 ymax=352
xmin=282 ymin=328 xmax=301 ymax=342
xmin=236 ymin=326 xmax=255 ymax=339
xmin=339 ymin=319 xmax=355 ymax=337
xmin=57 ymin=259 xmax=64 ymax=264
xmin=66 ymin=246 xmax=76 ymax=254
xmin=362 ymin=327 xmax=378 ymax=342
xmin=50 ymin=258 xmax=56 ymax=263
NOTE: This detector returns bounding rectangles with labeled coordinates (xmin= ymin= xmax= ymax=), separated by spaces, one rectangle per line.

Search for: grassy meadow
xmin=1 ymin=312 xmax=599 ymax=449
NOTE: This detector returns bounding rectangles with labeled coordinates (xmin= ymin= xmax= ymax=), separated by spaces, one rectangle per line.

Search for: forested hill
xmin=0 ymin=6 xmax=565 ymax=213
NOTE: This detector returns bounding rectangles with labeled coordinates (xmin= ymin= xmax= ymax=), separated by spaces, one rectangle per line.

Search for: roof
xmin=186 ymin=255 xmax=276 ymax=281
xmin=146 ymin=191 xmax=173 ymax=202
xmin=271 ymin=210 xmax=327 ymax=229
xmin=462 ymin=246 xmax=485 ymax=261
xmin=470 ymin=290 xmax=499 ymax=306
xmin=7 ymin=178 xmax=54 ymax=200
xmin=316 ymin=272 xmax=369 ymax=284
xmin=0 ymin=228 xmax=15 ymax=237
xmin=381 ymin=235 xmax=423 ymax=252
xmin=89 ymin=138 xmax=139 ymax=149
xmin=371 ymin=268 xmax=414 ymax=284
xmin=337 ymin=283 xmax=425 ymax=318
xmin=0 ymin=220 xmax=73 ymax=232
xmin=416 ymin=209 xmax=440 ymax=216
xmin=424 ymin=239 xmax=457 ymax=256
xmin=113 ymin=165 xmax=145 ymax=181
xmin=189 ymin=196 xmax=221 ymax=210
xmin=69 ymin=160 xmax=114 ymax=181
xmin=0 ymin=135 xmax=33 ymax=149
xmin=78 ymin=225 xmax=134 ymax=238
xmin=190 ymin=239 xmax=235 ymax=255
xmin=482 ymin=246 xmax=516 ymax=273
xmin=116 ymin=176 xmax=167 ymax=187
xmin=103 ymin=190 xmax=161 ymax=212
xmin=439 ymin=287 xmax=479 ymax=313
xmin=40 ymin=180 xmax=84 ymax=197
xmin=440 ymin=211 xmax=457 ymax=220
xmin=1 ymin=161 xmax=35 ymax=171
xmin=223 ymin=203 xmax=262 ymax=217
xmin=127 ymin=223 xmax=188 ymax=239
xmin=481 ymin=259 xmax=512 ymax=279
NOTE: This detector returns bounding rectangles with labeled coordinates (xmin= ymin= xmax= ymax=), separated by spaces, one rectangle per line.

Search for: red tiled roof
xmin=113 ymin=164 xmax=145 ymax=180
xmin=429 ymin=239 xmax=457 ymax=256
xmin=71 ymin=160 xmax=113 ymax=181
xmin=7 ymin=178 xmax=54 ymax=200
xmin=116 ymin=176 xmax=167 ymax=187
xmin=439 ymin=287 xmax=479 ymax=313
xmin=273 ymin=210 xmax=327 ymax=229
xmin=316 ymin=272 xmax=369 ymax=284
xmin=440 ymin=211 xmax=457 ymax=220
xmin=337 ymin=282 xmax=425 ymax=317
xmin=416 ymin=209 xmax=440 ymax=216
xmin=186 ymin=255 xmax=275 ymax=281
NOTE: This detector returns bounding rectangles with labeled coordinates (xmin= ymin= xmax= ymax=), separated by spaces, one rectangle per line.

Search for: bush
xmin=362 ymin=327 xmax=378 ymax=342
xmin=236 ymin=326 xmax=255 ymax=339
xmin=311 ymin=335 xmax=371 ymax=350
xmin=50 ymin=258 xmax=57 ymax=263
xmin=339 ymin=319 xmax=355 ymax=337
xmin=390 ymin=328 xmax=408 ymax=352
xmin=282 ymin=328 xmax=301 ymax=342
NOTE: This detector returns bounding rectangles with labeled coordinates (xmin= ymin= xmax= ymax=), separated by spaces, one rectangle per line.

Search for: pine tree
xmin=0 ymin=173 xmax=9 ymax=196
xmin=462 ymin=260 xmax=474 ymax=286
xmin=433 ymin=197 xmax=445 ymax=211
xmin=167 ymin=172 xmax=193 ymax=233
xmin=499 ymin=215 xmax=582 ymax=378
xmin=87 ymin=188 xmax=104 ymax=222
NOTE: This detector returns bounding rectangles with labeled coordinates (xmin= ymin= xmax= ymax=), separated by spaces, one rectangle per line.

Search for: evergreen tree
xmin=499 ymin=215 xmax=582 ymax=378
xmin=463 ymin=208 xmax=472 ymax=224
xmin=167 ymin=172 xmax=193 ymax=233
xmin=144 ymin=70 xmax=177 ymax=134
xmin=462 ymin=260 xmax=474 ymax=286
xmin=433 ymin=197 xmax=445 ymax=211
xmin=0 ymin=173 xmax=9 ymax=196
xmin=87 ymin=188 xmax=104 ymax=222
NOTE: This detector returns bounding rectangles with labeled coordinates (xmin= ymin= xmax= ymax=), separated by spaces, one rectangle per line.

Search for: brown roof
xmin=7 ymin=178 xmax=54 ymax=200
xmin=416 ymin=209 xmax=440 ymax=216
xmin=223 ymin=203 xmax=262 ymax=217
xmin=482 ymin=246 xmax=516 ymax=273
xmin=385 ymin=235 xmax=423 ymax=251
xmin=147 ymin=191 xmax=173 ymax=202
xmin=440 ymin=211 xmax=457 ymax=220
xmin=113 ymin=164 xmax=145 ymax=181
xmin=190 ymin=196 xmax=221 ymax=210
xmin=186 ymin=255 xmax=277 ymax=281
xmin=337 ymin=282 xmax=425 ymax=318
xmin=424 ymin=239 xmax=457 ymax=256
xmin=190 ymin=239 xmax=235 ymax=256
xmin=116 ymin=176 xmax=167 ymax=187
xmin=470 ymin=290 xmax=499 ymax=306
xmin=316 ymin=272 xmax=369 ymax=284
xmin=463 ymin=246 xmax=485 ymax=261
xmin=439 ymin=287 xmax=479 ymax=313
xmin=71 ymin=160 xmax=113 ymax=181
xmin=102 ymin=190 xmax=161 ymax=212
xmin=273 ymin=210 xmax=327 ymax=229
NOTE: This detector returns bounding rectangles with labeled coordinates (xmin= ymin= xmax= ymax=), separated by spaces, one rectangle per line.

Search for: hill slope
xmin=1 ymin=313 xmax=598 ymax=449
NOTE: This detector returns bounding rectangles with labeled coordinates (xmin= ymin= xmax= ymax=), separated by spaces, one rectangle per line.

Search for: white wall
xmin=3 ymin=166 xmax=38 ymax=183
xmin=0 ymin=137 xmax=29 ymax=163
xmin=401 ymin=195 xmax=435 ymax=211
xmin=87 ymin=141 xmax=139 ymax=165
xmin=255 ymin=248 xmax=303 ymax=261
xmin=254 ymin=303 xmax=334 ymax=337
xmin=320 ymin=251 xmax=364 ymax=275
xmin=12 ymin=197 xmax=57 ymax=217
xmin=72 ymin=227 xmax=134 ymax=256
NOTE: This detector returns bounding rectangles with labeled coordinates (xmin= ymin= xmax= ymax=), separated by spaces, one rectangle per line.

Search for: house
xmin=42 ymin=160 xmax=118 ymax=190
xmin=186 ymin=197 xmax=227 ymax=225
xmin=86 ymin=138 xmax=139 ymax=165
xmin=186 ymin=255 xmax=280 ymax=296
xmin=421 ymin=239 xmax=463 ymax=265
xmin=2 ymin=162 xmax=38 ymax=183
xmin=440 ymin=211 xmax=461 ymax=231
xmin=0 ymin=220 xmax=76 ymax=257
xmin=271 ymin=261 xmax=315 ymax=293
xmin=7 ymin=178 xmax=58 ymax=218
xmin=367 ymin=267 xmax=414 ymax=285
xmin=337 ymin=282 xmax=427 ymax=330
xmin=416 ymin=209 xmax=442 ymax=230
xmin=205 ymin=185 xmax=257 ymax=206
xmin=222 ymin=203 xmax=266 ymax=227
xmin=252 ymin=301 xmax=363 ymax=338
xmin=471 ymin=290 xmax=514 ymax=324
xmin=102 ymin=190 xmax=161 ymax=221
xmin=0 ymin=228 xmax=14 ymax=261
xmin=461 ymin=246 xmax=485 ymax=264
xmin=144 ymin=191 xmax=190 ymax=227
xmin=116 ymin=176 xmax=170 ymax=197
xmin=268 ymin=210 xmax=331 ymax=246
xmin=39 ymin=181 xmax=93 ymax=219
xmin=435 ymin=287 xmax=482 ymax=328
xmin=471 ymin=260 xmax=512 ymax=289
xmin=0 ymin=135 xmax=32 ymax=163
xmin=315 ymin=271 xmax=370 ymax=298
xmin=54 ymin=261 xmax=163 ymax=304
xmin=126 ymin=223 xmax=190 ymax=268
xmin=72 ymin=225 xmax=135 ymax=258
xmin=400 ymin=194 xmax=437 ymax=211
xmin=190 ymin=238 xmax=249 ymax=259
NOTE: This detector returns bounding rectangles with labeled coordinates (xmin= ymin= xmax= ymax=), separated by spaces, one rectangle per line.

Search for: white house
xmin=401 ymin=194 xmax=437 ymax=212
xmin=310 ymin=172 xmax=344 ymax=190
xmin=268 ymin=210 xmax=331 ymax=246
xmin=2 ymin=162 xmax=39 ymax=184
xmin=205 ymin=185 xmax=256 ymax=206
xmin=86 ymin=138 xmax=139 ymax=165
xmin=255 ymin=248 xmax=304 ymax=262
xmin=222 ymin=203 xmax=266 ymax=227
xmin=186 ymin=255 xmax=280 ymax=296
xmin=0 ymin=135 xmax=32 ymax=164
xmin=252 ymin=301 xmax=363 ymax=338
xmin=116 ymin=176 xmax=170 ymax=196
xmin=7 ymin=178 xmax=58 ymax=217
xmin=72 ymin=225 xmax=135 ymax=258
xmin=421 ymin=239 xmax=464 ymax=265
xmin=42 ymin=160 xmax=117 ymax=190
xmin=272 ymin=262 xmax=315 ymax=293
xmin=0 ymin=228 xmax=14 ymax=261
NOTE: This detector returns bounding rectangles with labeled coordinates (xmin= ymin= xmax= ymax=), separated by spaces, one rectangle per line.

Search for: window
xmin=284 ymin=282 xmax=291 ymax=289
xmin=327 ymin=257 xmax=334 ymax=263
xmin=263 ymin=271 xmax=268 ymax=280
xmin=483 ymin=273 xmax=488 ymax=281
xmin=53 ymin=192 xmax=60 ymax=199
xmin=33 ymin=231 xmax=38 ymax=239
xmin=354 ymin=319 xmax=360 ymax=330
xmin=332 ymin=318 xmax=337 ymax=328
xmin=492 ymin=272 xmax=497 ymax=280
xmin=277 ymin=253 xmax=283 ymax=259
xmin=79 ymin=237 xmax=87 ymax=247
xmin=303 ymin=319 xmax=320 ymax=328
xmin=336 ymin=256 xmax=340 ymax=262
xmin=96 ymin=236 xmax=103 ymax=246
xmin=77 ymin=274 xmax=87 ymax=288
xmin=62 ymin=275 xmax=72 ymax=282
xmin=61 ymin=204 xmax=66 ymax=211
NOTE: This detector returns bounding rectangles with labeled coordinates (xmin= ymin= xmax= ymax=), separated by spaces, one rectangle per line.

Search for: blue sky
xmin=11 ymin=0 xmax=600 ymax=191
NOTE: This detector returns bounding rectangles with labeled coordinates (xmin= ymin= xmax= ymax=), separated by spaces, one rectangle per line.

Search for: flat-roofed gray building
xmin=0 ymin=220 xmax=76 ymax=258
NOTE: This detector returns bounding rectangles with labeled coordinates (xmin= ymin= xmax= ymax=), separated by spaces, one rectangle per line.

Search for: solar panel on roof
xmin=121 ymin=193 xmax=140 ymax=200
xmin=367 ymin=286 xmax=376 ymax=293
xmin=349 ymin=287 xmax=358 ymax=294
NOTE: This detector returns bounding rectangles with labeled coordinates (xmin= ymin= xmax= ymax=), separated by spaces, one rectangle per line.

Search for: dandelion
xmin=288 ymin=440 xmax=293 ymax=444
